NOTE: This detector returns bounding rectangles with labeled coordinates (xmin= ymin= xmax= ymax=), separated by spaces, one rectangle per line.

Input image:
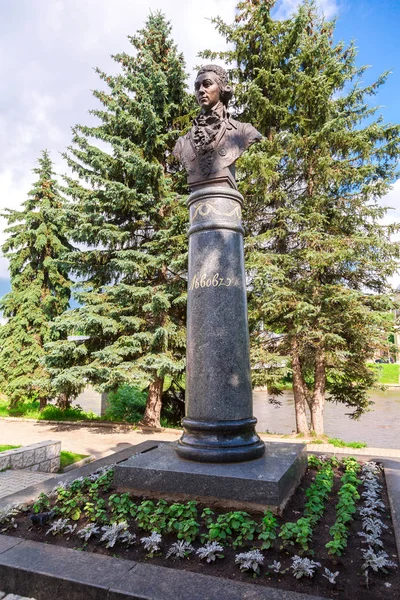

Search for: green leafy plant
xmin=165 ymin=502 xmax=199 ymax=542
xmin=88 ymin=469 xmax=114 ymax=496
xmin=207 ymin=511 xmax=258 ymax=548
xmin=307 ymin=454 xmax=324 ymax=469
xmin=325 ymin=458 xmax=362 ymax=556
xmin=201 ymin=507 xmax=214 ymax=526
xmin=136 ymin=500 xmax=158 ymax=532
xmin=279 ymin=517 xmax=313 ymax=552
xmin=108 ymin=493 xmax=137 ymax=522
xmin=257 ymin=511 xmax=279 ymax=549
xmin=55 ymin=488 xmax=84 ymax=521
xmin=33 ymin=492 xmax=50 ymax=514
xmin=83 ymin=498 xmax=108 ymax=524
xmin=304 ymin=462 xmax=335 ymax=525
xmin=171 ymin=518 xmax=200 ymax=543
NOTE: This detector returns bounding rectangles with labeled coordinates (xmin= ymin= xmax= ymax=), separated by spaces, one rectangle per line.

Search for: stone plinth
xmin=114 ymin=441 xmax=307 ymax=513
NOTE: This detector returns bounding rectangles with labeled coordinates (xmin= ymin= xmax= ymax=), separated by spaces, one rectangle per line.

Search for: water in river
xmin=253 ymin=389 xmax=400 ymax=449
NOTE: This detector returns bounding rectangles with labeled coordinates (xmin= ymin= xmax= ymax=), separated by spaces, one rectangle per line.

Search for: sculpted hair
xmin=196 ymin=64 xmax=233 ymax=107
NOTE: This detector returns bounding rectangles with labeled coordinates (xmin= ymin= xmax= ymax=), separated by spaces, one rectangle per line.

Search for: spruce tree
xmin=0 ymin=151 xmax=72 ymax=409
xmin=204 ymin=0 xmax=400 ymax=434
xmin=46 ymin=12 xmax=193 ymax=426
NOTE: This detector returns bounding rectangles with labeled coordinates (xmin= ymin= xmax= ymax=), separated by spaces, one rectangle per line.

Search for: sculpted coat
xmin=173 ymin=109 xmax=261 ymax=190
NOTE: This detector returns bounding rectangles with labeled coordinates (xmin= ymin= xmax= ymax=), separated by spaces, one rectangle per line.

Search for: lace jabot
xmin=192 ymin=103 xmax=227 ymax=175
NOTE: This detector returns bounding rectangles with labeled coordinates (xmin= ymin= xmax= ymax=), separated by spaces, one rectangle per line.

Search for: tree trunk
xmin=310 ymin=345 xmax=325 ymax=435
xmin=141 ymin=376 xmax=163 ymax=428
xmin=290 ymin=337 xmax=310 ymax=434
xmin=39 ymin=397 xmax=48 ymax=411
xmin=57 ymin=393 xmax=71 ymax=411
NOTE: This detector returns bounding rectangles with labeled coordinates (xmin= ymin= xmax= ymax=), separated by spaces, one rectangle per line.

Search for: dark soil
xmin=4 ymin=461 xmax=400 ymax=599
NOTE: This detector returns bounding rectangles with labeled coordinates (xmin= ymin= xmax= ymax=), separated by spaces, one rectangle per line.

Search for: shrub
xmin=104 ymin=385 xmax=147 ymax=422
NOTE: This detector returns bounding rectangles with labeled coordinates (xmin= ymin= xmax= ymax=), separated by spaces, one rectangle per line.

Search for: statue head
xmin=194 ymin=64 xmax=233 ymax=111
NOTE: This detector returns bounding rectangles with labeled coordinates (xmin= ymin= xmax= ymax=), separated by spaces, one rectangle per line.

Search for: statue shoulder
xmin=232 ymin=119 xmax=262 ymax=148
xmin=173 ymin=132 xmax=192 ymax=162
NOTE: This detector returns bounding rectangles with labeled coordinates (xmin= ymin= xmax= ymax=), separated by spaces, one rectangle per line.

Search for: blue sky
xmin=0 ymin=0 xmax=399 ymax=287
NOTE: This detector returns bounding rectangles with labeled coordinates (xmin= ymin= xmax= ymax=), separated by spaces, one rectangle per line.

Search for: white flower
xmin=0 ymin=504 xmax=20 ymax=525
xmin=268 ymin=560 xmax=281 ymax=573
xmin=196 ymin=542 xmax=224 ymax=563
xmin=362 ymin=517 xmax=388 ymax=536
xmin=291 ymin=556 xmax=321 ymax=579
xmin=100 ymin=522 xmax=129 ymax=548
xmin=322 ymin=567 xmax=339 ymax=584
xmin=235 ymin=550 xmax=264 ymax=574
xmin=140 ymin=532 xmax=162 ymax=553
xmin=358 ymin=531 xmax=384 ymax=548
xmin=119 ymin=530 xmax=136 ymax=546
xmin=77 ymin=523 xmax=101 ymax=542
xmin=46 ymin=518 xmax=70 ymax=536
xmin=166 ymin=541 xmax=194 ymax=559
xmin=361 ymin=548 xmax=397 ymax=573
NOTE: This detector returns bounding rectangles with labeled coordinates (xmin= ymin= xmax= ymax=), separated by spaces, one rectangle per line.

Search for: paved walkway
xmin=0 ymin=471 xmax=54 ymax=500
xmin=0 ymin=419 xmax=181 ymax=460
xmin=2 ymin=418 xmax=400 ymax=466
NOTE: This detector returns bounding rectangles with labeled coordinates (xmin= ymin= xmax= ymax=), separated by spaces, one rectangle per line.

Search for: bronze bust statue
xmin=173 ymin=65 xmax=262 ymax=190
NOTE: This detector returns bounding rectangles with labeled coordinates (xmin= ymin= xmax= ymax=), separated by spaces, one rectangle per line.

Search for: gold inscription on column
xmin=189 ymin=272 xmax=234 ymax=291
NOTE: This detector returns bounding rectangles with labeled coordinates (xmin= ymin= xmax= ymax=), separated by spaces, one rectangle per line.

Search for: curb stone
xmin=0 ymin=536 xmax=325 ymax=600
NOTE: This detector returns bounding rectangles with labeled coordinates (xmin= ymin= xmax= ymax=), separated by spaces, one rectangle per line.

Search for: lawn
xmin=59 ymin=450 xmax=89 ymax=472
xmin=0 ymin=397 xmax=100 ymax=422
xmin=0 ymin=444 xmax=21 ymax=452
xmin=374 ymin=363 xmax=400 ymax=384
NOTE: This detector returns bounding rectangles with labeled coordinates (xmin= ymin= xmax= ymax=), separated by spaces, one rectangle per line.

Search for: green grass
xmin=59 ymin=451 xmax=89 ymax=472
xmin=0 ymin=398 xmax=100 ymax=421
xmin=327 ymin=437 xmax=367 ymax=449
xmin=376 ymin=363 xmax=399 ymax=384
xmin=0 ymin=444 xmax=21 ymax=452
xmin=367 ymin=362 xmax=399 ymax=384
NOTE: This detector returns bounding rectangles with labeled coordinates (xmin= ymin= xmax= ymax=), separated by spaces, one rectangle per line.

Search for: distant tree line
xmin=1 ymin=0 xmax=399 ymax=432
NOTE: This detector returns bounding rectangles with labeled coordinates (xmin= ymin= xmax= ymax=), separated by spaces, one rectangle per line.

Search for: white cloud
xmin=0 ymin=0 xmax=235 ymax=277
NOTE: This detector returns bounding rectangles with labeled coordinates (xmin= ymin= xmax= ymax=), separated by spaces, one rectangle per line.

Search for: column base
xmin=176 ymin=417 xmax=265 ymax=463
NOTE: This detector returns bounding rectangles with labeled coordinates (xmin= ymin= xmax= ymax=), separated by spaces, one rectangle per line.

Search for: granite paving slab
xmin=0 ymin=471 xmax=53 ymax=500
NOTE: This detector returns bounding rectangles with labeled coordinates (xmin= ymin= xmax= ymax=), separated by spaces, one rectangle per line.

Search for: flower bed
xmin=1 ymin=456 xmax=399 ymax=599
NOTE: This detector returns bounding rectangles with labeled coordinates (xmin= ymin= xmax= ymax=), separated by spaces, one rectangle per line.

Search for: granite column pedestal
xmin=176 ymin=186 xmax=265 ymax=463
